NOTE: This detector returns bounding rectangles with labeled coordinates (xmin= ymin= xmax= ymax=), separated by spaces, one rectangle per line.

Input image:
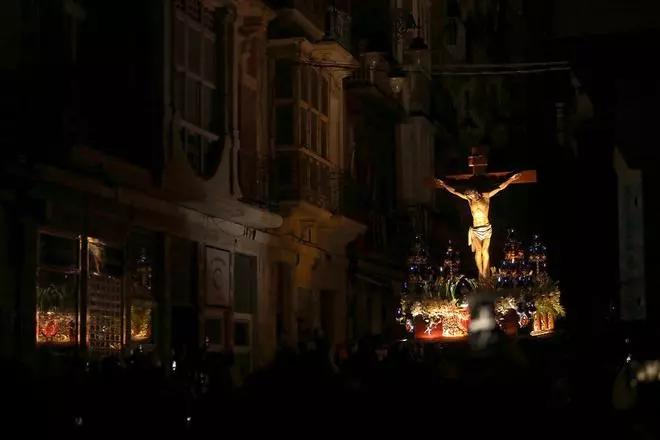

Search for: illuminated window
xmin=36 ymin=233 xmax=80 ymax=346
xmin=174 ymin=0 xmax=220 ymax=179
xmin=128 ymin=231 xmax=156 ymax=345
xmin=86 ymin=237 xmax=123 ymax=356
xmin=36 ymin=231 xmax=160 ymax=356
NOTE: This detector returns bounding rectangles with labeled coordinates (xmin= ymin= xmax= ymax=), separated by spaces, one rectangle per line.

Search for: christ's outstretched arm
xmin=485 ymin=173 xmax=522 ymax=198
xmin=433 ymin=179 xmax=468 ymax=200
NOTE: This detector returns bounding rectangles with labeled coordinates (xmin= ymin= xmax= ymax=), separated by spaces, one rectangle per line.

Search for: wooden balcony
xmin=238 ymin=149 xmax=276 ymax=211
xmin=273 ymin=148 xmax=367 ymax=251
xmin=273 ymin=148 xmax=337 ymax=214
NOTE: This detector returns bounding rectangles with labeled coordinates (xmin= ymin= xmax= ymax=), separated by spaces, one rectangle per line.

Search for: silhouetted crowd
xmin=2 ymin=328 xmax=658 ymax=438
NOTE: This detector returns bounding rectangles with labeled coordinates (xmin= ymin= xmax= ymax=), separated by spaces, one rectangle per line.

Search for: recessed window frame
xmin=174 ymin=0 xmax=220 ymax=178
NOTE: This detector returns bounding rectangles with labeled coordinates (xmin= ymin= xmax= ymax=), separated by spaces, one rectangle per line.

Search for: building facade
xmin=1 ymin=0 xmax=295 ymax=378
xmin=4 ymin=0 xmax=439 ymax=373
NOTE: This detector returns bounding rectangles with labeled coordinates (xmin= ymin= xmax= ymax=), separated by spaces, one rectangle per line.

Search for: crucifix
xmin=425 ymin=146 xmax=537 ymax=279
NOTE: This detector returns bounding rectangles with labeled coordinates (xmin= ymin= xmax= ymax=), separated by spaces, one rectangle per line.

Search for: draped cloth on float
xmin=468 ymin=224 xmax=493 ymax=252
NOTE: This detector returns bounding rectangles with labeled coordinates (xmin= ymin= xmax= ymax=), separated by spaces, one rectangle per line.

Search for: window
xmin=128 ymin=231 xmax=157 ymax=345
xmin=174 ymin=0 xmax=220 ymax=179
xmin=298 ymin=65 xmax=330 ymax=158
xmin=36 ymin=233 xmax=80 ymax=346
xmin=86 ymin=238 xmax=123 ymax=355
xmin=36 ymin=231 xmax=159 ymax=356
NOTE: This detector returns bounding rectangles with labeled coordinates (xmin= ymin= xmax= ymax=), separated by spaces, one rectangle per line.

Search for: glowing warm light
xmin=531 ymin=311 xmax=555 ymax=336
xmin=36 ymin=311 xmax=76 ymax=344
xmin=130 ymin=303 xmax=154 ymax=342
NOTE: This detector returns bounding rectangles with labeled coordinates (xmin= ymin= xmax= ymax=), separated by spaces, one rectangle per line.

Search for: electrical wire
xmin=278 ymin=55 xmax=571 ymax=76
xmin=433 ymin=66 xmax=570 ymax=76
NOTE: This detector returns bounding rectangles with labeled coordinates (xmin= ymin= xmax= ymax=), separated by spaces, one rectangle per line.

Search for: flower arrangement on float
xmin=396 ymin=232 xmax=565 ymax=340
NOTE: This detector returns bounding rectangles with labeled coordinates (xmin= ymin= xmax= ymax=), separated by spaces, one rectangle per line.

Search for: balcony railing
xmin=273 ymin=149 xmax=370 ymax=220
xmin=323 ymin=6 xmax=352 ymax=52
xmin=238 ymin=149 xmax=276 ymax=210
xmin=265 ymin=0 xmax=328 ymax=32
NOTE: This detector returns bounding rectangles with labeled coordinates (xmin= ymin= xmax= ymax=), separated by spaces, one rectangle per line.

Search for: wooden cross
xmin=425 ymin=146 xmax=537 ymax=189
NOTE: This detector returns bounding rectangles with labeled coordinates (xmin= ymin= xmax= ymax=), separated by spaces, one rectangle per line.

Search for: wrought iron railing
xmin=324 ymin=6 xmax=351 ymax=52
xmin=273 ymin=149 xmax=335 ymax=211
xmin=273 ymin=149 xmax=370 ymax=221
xmin=238 ymin=149 xmax=276 ymax=209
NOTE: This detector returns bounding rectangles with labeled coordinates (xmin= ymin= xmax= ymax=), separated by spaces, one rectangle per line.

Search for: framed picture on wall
xmin=206 ymin=247 xmax=231 ymax=307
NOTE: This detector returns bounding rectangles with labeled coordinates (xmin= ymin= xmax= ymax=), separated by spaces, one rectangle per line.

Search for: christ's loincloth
xmin=468 ymin=224 xmax=493 ymax=252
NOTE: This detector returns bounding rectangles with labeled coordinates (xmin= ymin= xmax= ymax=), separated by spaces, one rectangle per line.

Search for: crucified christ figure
xmin=433 ymin=173 xmax=522 ymax=279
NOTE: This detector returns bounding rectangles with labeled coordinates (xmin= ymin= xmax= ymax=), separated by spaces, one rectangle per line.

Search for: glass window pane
xmin=175 ymin=18 xmax=186 ymax=68
xmin=203 ymin=138 xmax=222 ymax=180
xmin=275 ymin=104 xmax=294 ymax=144
xmin=187 ymin=27 xmax=201 ymax=75
xmin=186 ymin=78 xmax=201 ymax=125
xmin=39 ymin=234 xmax=78 ymax=269
xmin=86 ymin=239 xmax=123 ymax=356
xmin=36 ymin=270 xmax=78 ymax=345
xmin=131 ymin=300 xmax=154 ymax=343
xmin=203 ymin=37 xmax=216 ymax=84
xmin=128 ymin=231 xmax=155 ymax=300
xmin=88 ymin=239 xmax=122 ymax=278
